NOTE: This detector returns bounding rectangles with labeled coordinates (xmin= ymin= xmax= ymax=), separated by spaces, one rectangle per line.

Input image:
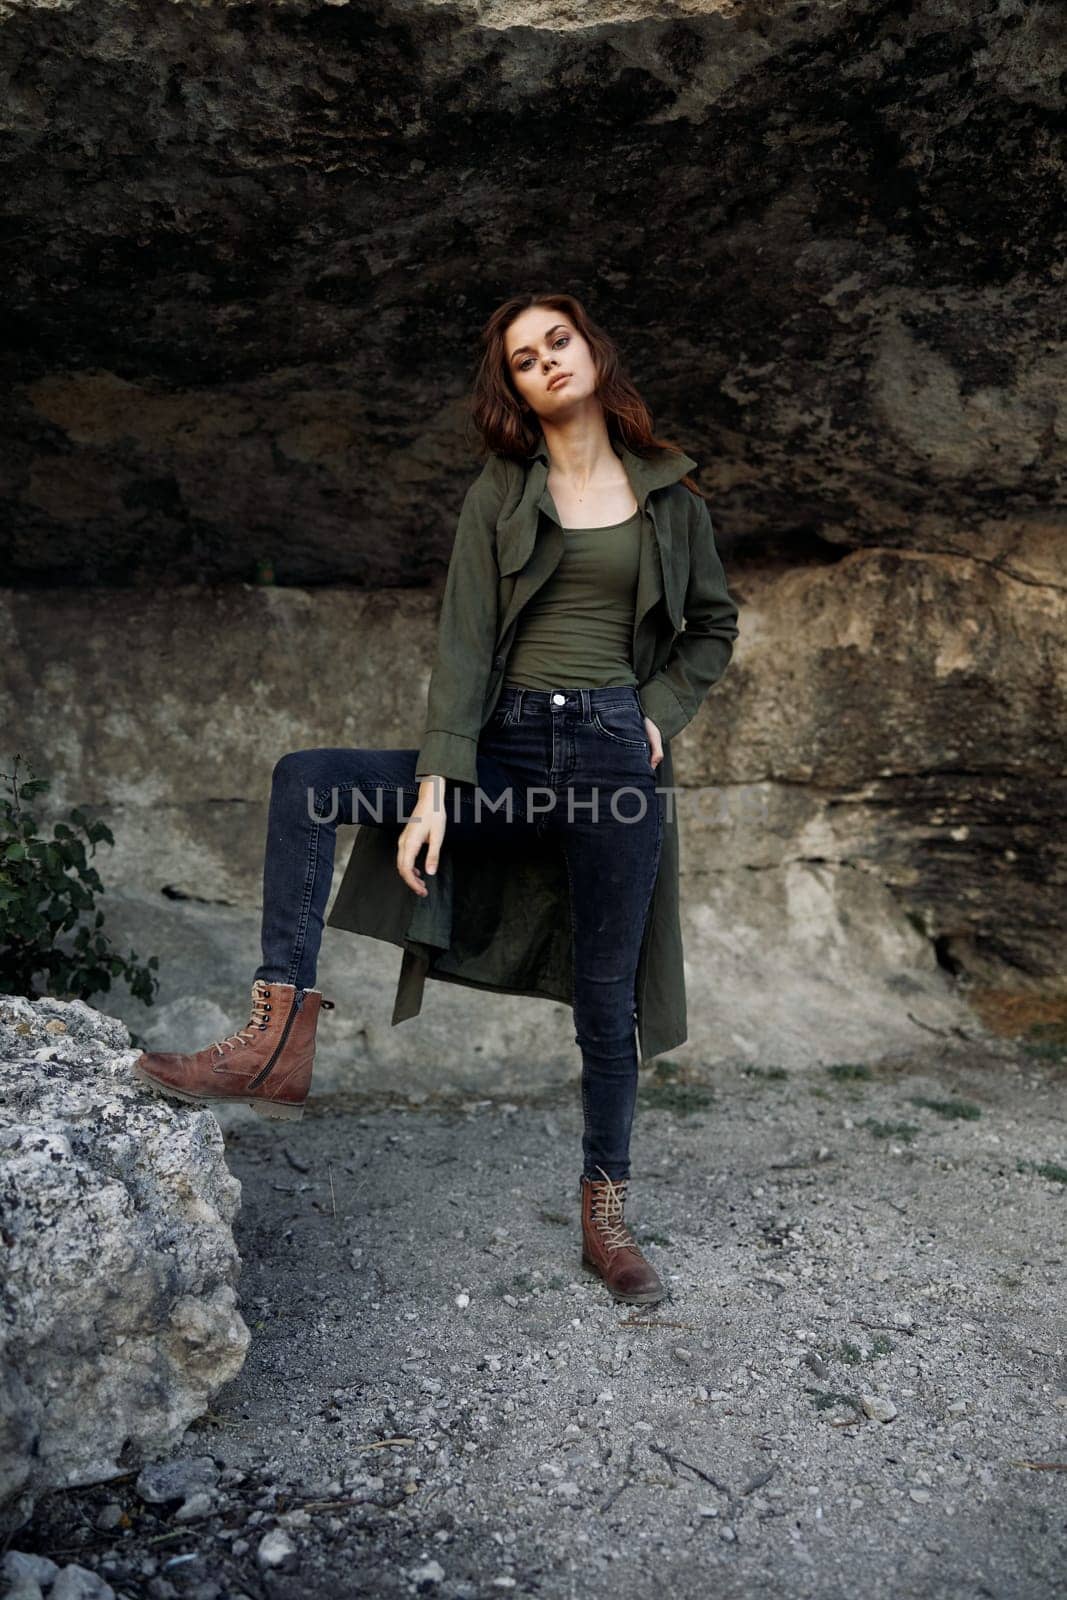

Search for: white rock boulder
xmin=0 ymin=994 xmax=250 ymax=1535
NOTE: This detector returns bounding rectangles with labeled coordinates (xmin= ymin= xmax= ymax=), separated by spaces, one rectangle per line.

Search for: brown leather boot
xmin=580 ymin=1167 xmax=666 ymax=1306
xmin=132 ymin=978 xmax=334 ymax=1120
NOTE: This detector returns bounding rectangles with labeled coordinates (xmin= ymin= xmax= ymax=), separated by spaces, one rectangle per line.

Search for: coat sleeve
xmin=636 ymin=489 xmax=740 ymax=743
xmin=414 ymin=455 xmax=506 ymax=787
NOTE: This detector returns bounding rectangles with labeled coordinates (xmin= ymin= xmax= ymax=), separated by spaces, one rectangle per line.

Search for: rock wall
xmin=2 ymin=578 xmax=1052 ymax=1090
xmin=1 ymin=0 xmax=1063 ymax=586
xmin=0 ymin=0 xmax=1064 ymax=1076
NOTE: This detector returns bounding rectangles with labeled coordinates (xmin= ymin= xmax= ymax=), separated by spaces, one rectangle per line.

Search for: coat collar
xmin=495 ymin=430 xmax=696 ymax=570
xmin=495 ymin=431 xmax=698 ymax=632
xmin=524 ymin=431 xmax=697 ymax=507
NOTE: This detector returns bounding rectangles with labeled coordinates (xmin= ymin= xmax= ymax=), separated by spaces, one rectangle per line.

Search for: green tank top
xmin=502 ymin=509 xmax=642 ymax=690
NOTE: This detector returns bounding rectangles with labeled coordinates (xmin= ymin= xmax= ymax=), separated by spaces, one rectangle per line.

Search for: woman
xmin=134 ymin=291 xmax=740 ymax=1308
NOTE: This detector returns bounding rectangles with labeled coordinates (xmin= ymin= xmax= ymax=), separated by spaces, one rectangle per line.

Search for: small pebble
xmin=2 ymin=1555 xmax=60 ymax=1587
xmin=175 ymin=1492 xmax=214 ymax=1522
xmin=407 ymin=1559 xmax=445 ymax=1585
xmin=136 ymin=1457 xmax=218 ymax=1505
xmin=2 ymin=1574 xmax=42 ymax=1600
xmin=276 ymin=1509 xmax=312 ymax=1529
xmin=256 ymin=1529 xmax=297 ymax=1570
xmin=51 ymin=1565 xmax=116 ymax=1598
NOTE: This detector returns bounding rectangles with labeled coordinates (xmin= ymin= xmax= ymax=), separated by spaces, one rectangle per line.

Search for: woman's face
xmin=504 ymin=308 xmax=598 ymax=420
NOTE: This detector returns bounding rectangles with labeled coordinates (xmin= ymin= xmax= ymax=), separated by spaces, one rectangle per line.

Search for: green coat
xmin=326 ymin=435 xmax=740 ymax=1063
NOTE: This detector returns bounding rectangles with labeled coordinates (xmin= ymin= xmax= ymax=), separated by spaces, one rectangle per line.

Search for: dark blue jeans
xmin=253 ymin=684 xmax=665 ymax=1181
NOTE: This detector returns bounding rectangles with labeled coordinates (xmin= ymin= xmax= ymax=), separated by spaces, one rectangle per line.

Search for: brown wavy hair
xmin=465 ymin=291 xmax=706 ymax=498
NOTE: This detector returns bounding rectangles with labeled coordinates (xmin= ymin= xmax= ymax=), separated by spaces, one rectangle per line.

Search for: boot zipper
xmin=248 ymin=993 xmax=301 ymax=1091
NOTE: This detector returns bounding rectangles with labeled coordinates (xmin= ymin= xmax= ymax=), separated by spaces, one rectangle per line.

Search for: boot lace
xmin=589 ymin=1167 xmax=639 ymax=1255
xmin=209 ymin=979 xmax=274 ymax=1059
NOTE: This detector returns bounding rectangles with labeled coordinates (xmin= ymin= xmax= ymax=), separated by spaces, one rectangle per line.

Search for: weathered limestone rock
xmin=1 ymin=560 xmax=1055 ymax=1089
xmin=0 ymin=995 xmax=250 ymax=1536
xmin=0 ymin=0 xmax=1061 ymax=587
xmin=0 ymin=0 xmax=1062 ymax=1075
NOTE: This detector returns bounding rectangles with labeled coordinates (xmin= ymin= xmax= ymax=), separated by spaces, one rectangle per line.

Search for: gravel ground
xmin=8 ymin=1036 xmax=1066 ymax=1600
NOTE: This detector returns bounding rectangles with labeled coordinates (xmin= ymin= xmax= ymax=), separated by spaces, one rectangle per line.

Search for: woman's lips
xmin=547 ymin=373 xmax=570 ymax=391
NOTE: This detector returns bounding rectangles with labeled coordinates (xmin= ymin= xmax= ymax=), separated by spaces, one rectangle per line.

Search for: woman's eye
xmin=516 ymin=335 xmax=568 ymax=372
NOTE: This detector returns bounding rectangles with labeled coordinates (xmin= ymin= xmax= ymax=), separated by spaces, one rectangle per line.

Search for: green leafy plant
xmin=638 ymin=1077 xmax=713 ymax=1116
xmin=862 ymin=1116 xmax=920 ymax=1143
xmin=834 ymin=1335 xmax=893 ymax=1362
xmin=804 ymin=1386 xmax=863 ymax=1417
xmin=827 ymin=1061 xmax=872 ymax=1081
xmin=908 ymin=1095 xmax=982 ymax=1121
xmin=1019 ymin=1021 xmax=1067 ymax=1063
xmin=637 ymin=1057 xmax=713 ymax=1116
xmin=1016 ymin=1158 xmax=1067 ymax=1186
xmin=0 ymin=753 xmax=160 ymax=1006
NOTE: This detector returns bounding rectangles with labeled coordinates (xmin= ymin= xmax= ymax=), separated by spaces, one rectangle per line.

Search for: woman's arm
xmin=636 ymin=490 xmax=740 ymax=744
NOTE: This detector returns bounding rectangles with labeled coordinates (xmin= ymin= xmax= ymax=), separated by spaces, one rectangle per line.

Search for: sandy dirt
xmin=8 ymin=1035 xmax=1067 ymax=1600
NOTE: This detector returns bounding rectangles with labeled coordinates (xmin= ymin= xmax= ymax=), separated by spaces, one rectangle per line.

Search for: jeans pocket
xmin=591 ymin=700 xmax=647 ymax=749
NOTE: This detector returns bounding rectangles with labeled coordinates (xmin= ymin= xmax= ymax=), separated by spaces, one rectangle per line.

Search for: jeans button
xmin=551 ymin=692 xmax=565 ymax=705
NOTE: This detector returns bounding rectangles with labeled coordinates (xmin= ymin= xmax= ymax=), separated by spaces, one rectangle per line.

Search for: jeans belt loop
xmin=580 ymin=687 xmax=591 ymax=723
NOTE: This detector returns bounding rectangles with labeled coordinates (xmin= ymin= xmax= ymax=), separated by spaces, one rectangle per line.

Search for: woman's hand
xmin=397 ymin=776 xmax=448 ymax=896
xmin=643 ymin=715 xmax=664 ymax=773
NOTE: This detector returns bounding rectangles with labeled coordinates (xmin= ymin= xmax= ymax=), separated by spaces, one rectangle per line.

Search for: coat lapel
xmin=494 ymin=453 xmax=548 ymax=578
xmin=494 ymin=434 xmax=697 ymax=638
